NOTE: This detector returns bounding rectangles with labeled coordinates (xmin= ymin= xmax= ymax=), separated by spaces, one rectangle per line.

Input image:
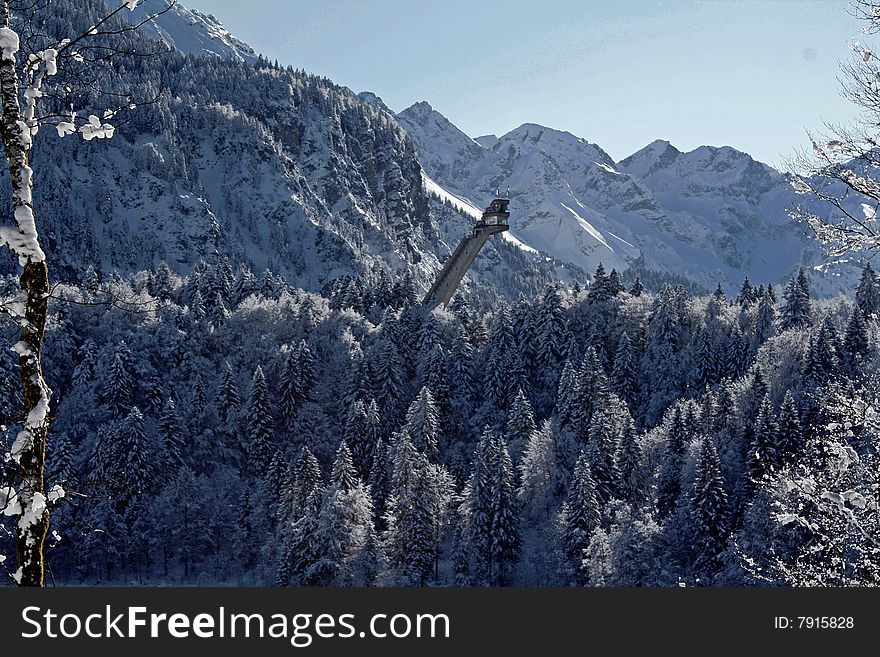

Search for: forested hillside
xmin=3 ymin=260 xmax=875 ymax=586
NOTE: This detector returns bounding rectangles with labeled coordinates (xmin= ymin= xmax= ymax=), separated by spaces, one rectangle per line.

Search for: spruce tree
xmin=656 ymin=407 xmax=687 ymax=518
xmin=611 ymin=332 xmax=639 ymax=409
xmin=489 ymin=438 xmax=521 ymax=585
xmin=617 ymin=417 xmax=648 ymax=508
xmin=842 ymin=307 xmax=869 ymax=372
xmin=462 ymin=429 xmax=495 ymax=584
xmin=244 ymin=366 xmax=275 ymax=476
xmin=754 ymin=289 xmax=776 ymax=345
xmin=780 ymin=269 xmax=812 ymax=330
xmin=119 ymin=407 xmax=153 ymax=494
xmin=217 ymin=362 xmax=240 ymax=425
xmin=555 ymin=359 xmax=582 ymax=434
xmin=744 ymin=398 xmax=779 ymax=498
xmin=345 ymin=399 xmax=370 ymax=478
xmin=330 ymin=441 xmax=358 ymax=493
xmin=382 ymin=433 xmax=436 ymax=585
xmin=628 ymin=276 xmax=644 ymax=297
xmin=559 ymin=452 xmax=601 ymax=585
xmin=586 ymin=410 xmax=622 ymax=504
xmin=424 ymin=344 xmax=451 ymax=427
xmin=368 ymin=438 xmax=391 ymax=526
xmin=587 ymin=263 xmax=613 ymax=304
xmin=855 ymin=262 xmax=880 ymax=318
xmin=285 ymin=445 xmax=323 ymax=523
xmin=404 ymin=385 xmax=441 ymax=457
xmin=776 ymin=391 xmax=803 ymax=464
xmin=373 ymin=336 xmax=405 ymax=431
xmin=103 ymin=349 xmax=133 ymax=417
xmin=158 ymin=397 xmax=185 ymax=480
xmin=535 ymin=285 xmax=569 ymax=413
xmin=688 ymin=438 xmax=729 ymax=580
xmin=518 ymin=420 xmax=559 ymax=522
xmin=736 ymin=276 xmax=755 ymax=307
xmin=694 ymin=330 xmax=718 ymax=388
xmin=506 ymin=388 xmax=537 ymax=462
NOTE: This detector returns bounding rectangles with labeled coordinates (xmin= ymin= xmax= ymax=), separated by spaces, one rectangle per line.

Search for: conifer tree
xmin=535 ymin=285 xmax=569 ymax=412
xmin=489 ymin=438 xmax=521 ymax=585
xmin=586 ymin=410 xmax=622 ymax=504
xmin=780 ymin=269 xmax=812 ymax=330
xmin=776 ymin=391 xmax=803 ymax=464
xmin=244 ymin=366 xmax=275 ymax=476
xmin=555 ymin=359 xmax=582 ymax=434
xmin=736 ymin=276 xmax=755 ymax=306
xmin=628 ymin=276 xmax=644 ymax=297
xmin=382 ymin=433 xmax=436 ymax=585
xmin=617 ymin=417 xmax=648 ymax=508
xmin=158 ymin=397 xmax=185 ymax=479
xmin=284 ymin=446 xmax=323 ymax=524
xmin=559 ymin=452 xmax=601 ymax=585
xmin=611 ymin=332 xmax=639 ymax=409
xmin=656 ymin=407 xmax=687 ymax=518
xmin=855 ymin=262 xmax=880 ymax=318
xmin=744 ymin=398 xmax=779 ymax=498
xmin=345 ymin=399 xmax=370 ymax=477
xmin=506 ymin=388 xmax=537 ymax=462
xmin=103 ymin=348 xmax=133 ymax=417
xmin=688 ymin=438 xmax=729 ymax=580
xmin=216 ymin=362 xmax=240 ymax=425
xmin=404 ymin=385 xmax=441 ymax=457
xmin=842 ymin=307 xmax=869 ymax=372
xmin=462 ymin=429 xmax=495 ymax=584
xmin=754 ymin=289 xmax=776 ymax=345
xmin=119 ymin=407 xmax=153 ymax=494
xmin=518 ymin=420 xmax=559 ymax=522
xmin=587 ymin=263 xmax=613 ymax=304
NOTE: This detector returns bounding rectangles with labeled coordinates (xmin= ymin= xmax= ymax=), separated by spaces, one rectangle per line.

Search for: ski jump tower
xmin=422 ymin=196 xmax=511 ymax=309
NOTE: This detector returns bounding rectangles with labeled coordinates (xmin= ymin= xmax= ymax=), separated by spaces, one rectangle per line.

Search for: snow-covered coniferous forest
xmin=0 ymin=0 xmax=878 ymax=587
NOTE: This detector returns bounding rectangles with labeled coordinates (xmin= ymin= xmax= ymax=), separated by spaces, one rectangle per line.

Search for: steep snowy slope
xmin=121 ymin=0 xmax=258 ymax=63
xmin=397 ymin=101 xmax=852 ymax=293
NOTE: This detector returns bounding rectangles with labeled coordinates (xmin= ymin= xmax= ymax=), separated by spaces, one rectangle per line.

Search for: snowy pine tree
xmin=243 ymin=366 xmax=275 ymax=476
xmin=559 ymin=452 xmax=601 ymax=586
xmin=403 ymin=385 xmax=441 ymax=457
xmin=518 ymin=420 xmax=559 ymax=522
xmin=688 ymin=437 xmax=729 ymax=581
xmin=505 ymin=388 xmax=537 ymax=463
xmin=656 ymin=407 xmax=688 ymax=518
xmin=780 ymin=269 xmax=812 ymax=330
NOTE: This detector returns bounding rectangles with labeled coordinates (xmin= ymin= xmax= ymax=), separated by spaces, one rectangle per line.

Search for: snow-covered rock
xmin=120 ymin=0 xmax=258 ymax=63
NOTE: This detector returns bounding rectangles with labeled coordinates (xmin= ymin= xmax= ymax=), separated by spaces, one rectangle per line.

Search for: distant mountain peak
xmin=122 ymin=0 xmax=257 ymax=63
xmin=357 ymin=91 xmax=394 ymax=116
xmin=618 ymin=139 xmax=681 ymax=178
xmin=475 ymin=134 xmax=498 ymax=149
xmin=400 ymin=100 xmax=436 ymax=120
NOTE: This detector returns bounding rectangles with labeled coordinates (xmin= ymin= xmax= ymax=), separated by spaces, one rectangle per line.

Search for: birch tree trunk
xmin=0 ymin=0 xmax=51 ymax=587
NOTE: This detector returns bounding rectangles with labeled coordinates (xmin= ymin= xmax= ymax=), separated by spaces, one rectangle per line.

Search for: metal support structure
xmin=423 ymin=198 xmax=510 ymax=309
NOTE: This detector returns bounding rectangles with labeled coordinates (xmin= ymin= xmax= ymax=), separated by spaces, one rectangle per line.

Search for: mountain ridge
xmin=395 ymin=99 xmax=857 ymax=294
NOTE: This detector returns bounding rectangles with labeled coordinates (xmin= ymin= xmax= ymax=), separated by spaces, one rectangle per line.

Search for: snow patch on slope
xmin=560 ymin=203 xmax=613 ymax=251
xmin=423 ymin=173 xmax=538 ymax=254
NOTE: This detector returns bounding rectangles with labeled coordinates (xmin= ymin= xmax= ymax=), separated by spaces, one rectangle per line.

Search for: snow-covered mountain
xmin=120 ymin=0 xmax=258 ymax=63
xmin=397 ymin=101 xmax=855 ymax=293
xmin=0 ymin=0 xmax=565 ymax=303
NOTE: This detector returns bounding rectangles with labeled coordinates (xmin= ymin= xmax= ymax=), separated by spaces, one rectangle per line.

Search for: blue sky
xmin=184 ymin=0 xmax=864 ymax=168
